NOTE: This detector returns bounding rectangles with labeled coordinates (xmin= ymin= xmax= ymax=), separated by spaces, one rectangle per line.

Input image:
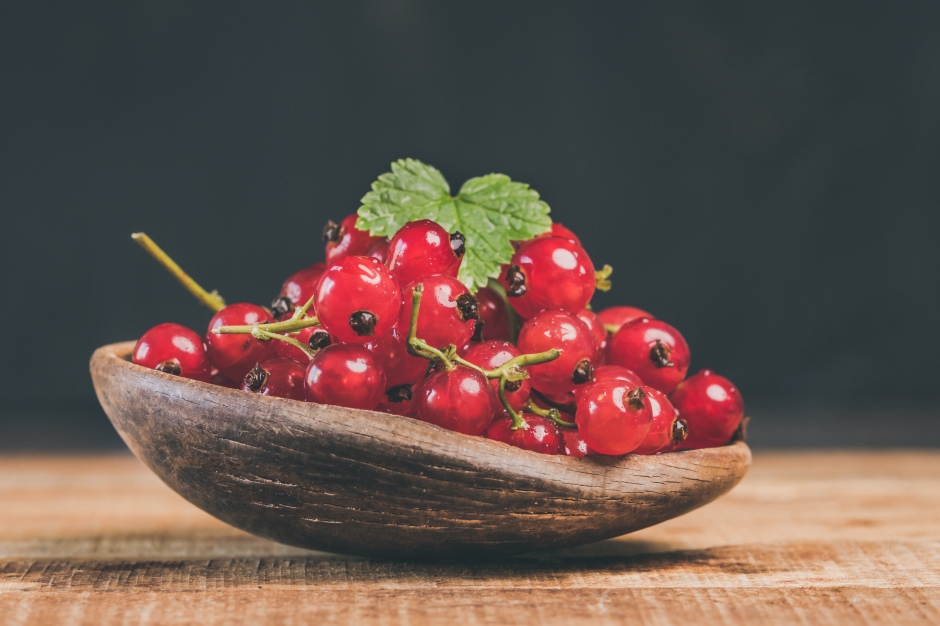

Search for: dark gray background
xmin=2 ymin=1 xmax=938 ymax=450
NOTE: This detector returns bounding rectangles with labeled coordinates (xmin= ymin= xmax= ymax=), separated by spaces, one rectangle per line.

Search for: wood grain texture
xmin=1 ymin=452 xmax=939 ymax=625
xmin=88 ymin=341 xmax=750 ymax=559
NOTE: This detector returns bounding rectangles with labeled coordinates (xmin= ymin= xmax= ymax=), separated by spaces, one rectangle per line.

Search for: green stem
xmin=212 ymin=296 xmax=319 ymax=336
xmin=132 ymin=232 xmax=226 ymax=312
xmin=526 ymin=399 xmax=576 ymax=428
xmin=405 ymin=284 xmax=455 ymax=368
xmin=213 ymin=315 xmax=320 ymax=336
xmin=252 ymin=328 xmax=316 ymax=360
xmin=499 ymin=377 xmax=526 ymax=430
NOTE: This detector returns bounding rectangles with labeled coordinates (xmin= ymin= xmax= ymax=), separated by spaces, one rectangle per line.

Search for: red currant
xmin=386 ymin=219 xmax=464 ymax=286
xmin=304 ymin=343 xmax=386 ymax=410
xmin=274 ymin=326 xmax=332 ymax=363
xmin=366 ymin=237 xmax=390 ymax=263
xmin=538 ymin=222 xmax=582 ymax=246
xmin=323 ymin=214 xmax=383 ymax=265
xmin=516 ymin=310 xmax=598 ymax=398
xmin=240 ymin=359 xmax=307 ymax=401
xmin=598 ymin=306 xmax=653 ymax=334
xmin=414 ymin=366 xmax=496 ymax=435
xmin=399 ymin=276 xmax=479 ymax=349
xmin=576 ymin=381 xmax=653 ymax=455
xmin=633 ymin=386 xmax=686 ymax=454
xmin=485 ymin=415 xmax=565 ymax=455
xmin=461 ymin=341 xmax=531 ymax=412
xmin=314 ymin=256 xmax=401 ymax=344
xmin=271 ymin=262 xmax=326 ymax=319
xmin=133 ymin=323 xmax=212 ymax=382
xmin=500 ymin=236 xmax=595 ymax=318
xmin=607 ymin=318 xmax=690 ymax=394
xmin=671 ymin=370 xmax=744 ymax=450
xmin=563 ymin=429 xmax=593 ymax=458
xmin=206 ymin=303 xmax=277 ymax=381
xmin=575 ymin=309 xmax=608 ymax=359
xmin=474 ymin=286 xmax=511 ymax=341
xmin=363 ymin=327 xmax=429 ymax=388
xmin=572 ymin=365 xmax=645 ymax=403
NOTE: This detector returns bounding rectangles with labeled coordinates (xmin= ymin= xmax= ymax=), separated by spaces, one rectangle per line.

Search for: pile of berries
xmin=132 ymin=216 xmax=745 ymax=458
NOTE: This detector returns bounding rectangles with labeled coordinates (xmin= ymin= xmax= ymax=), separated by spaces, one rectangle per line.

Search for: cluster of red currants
xmin=132 ymin=214 xmax=745 ymax=458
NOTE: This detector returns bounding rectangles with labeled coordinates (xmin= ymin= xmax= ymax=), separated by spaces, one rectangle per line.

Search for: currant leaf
xmin=357 ymin=159 xmax=552 ymax=292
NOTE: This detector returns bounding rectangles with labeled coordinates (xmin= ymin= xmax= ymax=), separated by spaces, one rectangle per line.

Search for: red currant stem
xmin=251 ymin=328 xmax=316 ymax=359
xmin=603 ymin=323 xmax=620 ymax=334
xmin=407 ymin=282 xmax=561 ymax=383
xmin=526 ymin=399 xmax=576 ymax=428
xmin=132 ymin=232 xmax=226 ymax=312
xmin=212 ymin=314 xmax=320 ymax=336
xmin=405 ymin=284 xmax=456 ymax=369
xmin=498 ymin=377 xmax=527 ymax=430
xmin=292 ymin=294 xmax=316 ymax=320
xmin=530 ymin=389 xmax=576 ymax=415
xmin=595 ymin=264 xmax=613 ymax=292
xmin=485 ymin=278 xmax=522 ymax=343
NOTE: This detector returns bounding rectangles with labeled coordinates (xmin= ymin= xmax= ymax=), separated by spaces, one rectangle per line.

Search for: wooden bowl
xmin=90 ymin=341 xmax=750 ymax=559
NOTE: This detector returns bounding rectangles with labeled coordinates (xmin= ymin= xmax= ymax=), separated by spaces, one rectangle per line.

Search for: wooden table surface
xmin=1 ymin=451 xmax=938 ymax=625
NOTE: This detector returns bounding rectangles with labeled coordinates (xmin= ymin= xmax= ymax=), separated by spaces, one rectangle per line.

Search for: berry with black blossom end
xmin=314 ymin=256 xmax=401 ymax=344
xmin=133 ymin=323 xmax=213 ymax=382
xmin=499 ymin=236 xmax=595 ymax=318
xmin=398 ymin=275 xmax=478 ymax=349
xmin=516 ymin=310 xmax=599 ymax=398
xmin=575 ymin=382 xmax=653 ymax=455
xmin=206 ymin=304 xmax=277 ymax=381
xmin=606 ymin=318 xmax=690 ymax=394
xmin=386 ymin=219 xmax=464 ymax=286
xmin=240 ymin=359 xmax=306 ymax=400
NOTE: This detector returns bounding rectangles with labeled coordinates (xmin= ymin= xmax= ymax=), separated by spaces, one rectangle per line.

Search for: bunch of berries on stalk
xmin=132 ymin=164 xmax=745 ymax=458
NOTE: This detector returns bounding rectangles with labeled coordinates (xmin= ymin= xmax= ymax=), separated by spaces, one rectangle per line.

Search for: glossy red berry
xmin=607 ymin=318 xmax=690 ymax=394
xmin=386 ymin=219 xmax=464 ymax=286
xmin=414 ymin=366 xmax=496 ymax=435
xmin=271 ymin=263 xmax=326 ymax=320
xmin=274 ymin=326 xmax=332 ymax=363
xmin=500 ymin=236 xmax=595 ymax=318
xmin=462 ymin=341 xmax=531 ymax=412
xmin=576 ymin=309 xmax=608 ymax=358
xmin=363 ymin=328 xmax=429 ymax=388
xmin=672 ymin=370 xmax=744 ymax=450
xmin=563 ymin=429 xmax=593 ymax=458
xmin=240 ymin=359 xmax=306 ymax=401
xmin=573 ymin=365 xmax=645 ymax=403
xmin=206 ymin=304 xmax=277 ymax=381
xmin=576 ymin=381 xmax=653 ymax=455
xmin=399 ymin=276 xmax=479 ymax=349
xmin=633 ymin=386 xmax=686 ymax=454
xmin=474 ymin=286 xmax=511 ymax=341
xmin=323 ymin=214 xmax=383 ymax=265
xmin=366 ymin=237 xmax=390 ymax=263
xmin=315 ymin=256 xmax=401 ymax=344
xmin=517 ymin=310 xmax=598 ymax=398
xmin=304 ymin=344 xmax=386 ymax=410
xmin=485 ymin=415 xmax=565 ymax=455
xmin=598 ymin=306 xmax=653 ymax=334
xmin=133 ymin=323 xmax=212 ymax=382
xmin=538 ymin=222 xmax=582 ymax=247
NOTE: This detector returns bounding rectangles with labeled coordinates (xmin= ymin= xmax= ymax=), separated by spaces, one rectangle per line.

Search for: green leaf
xmin=357 ymin=159 xmax=552 ymax=292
